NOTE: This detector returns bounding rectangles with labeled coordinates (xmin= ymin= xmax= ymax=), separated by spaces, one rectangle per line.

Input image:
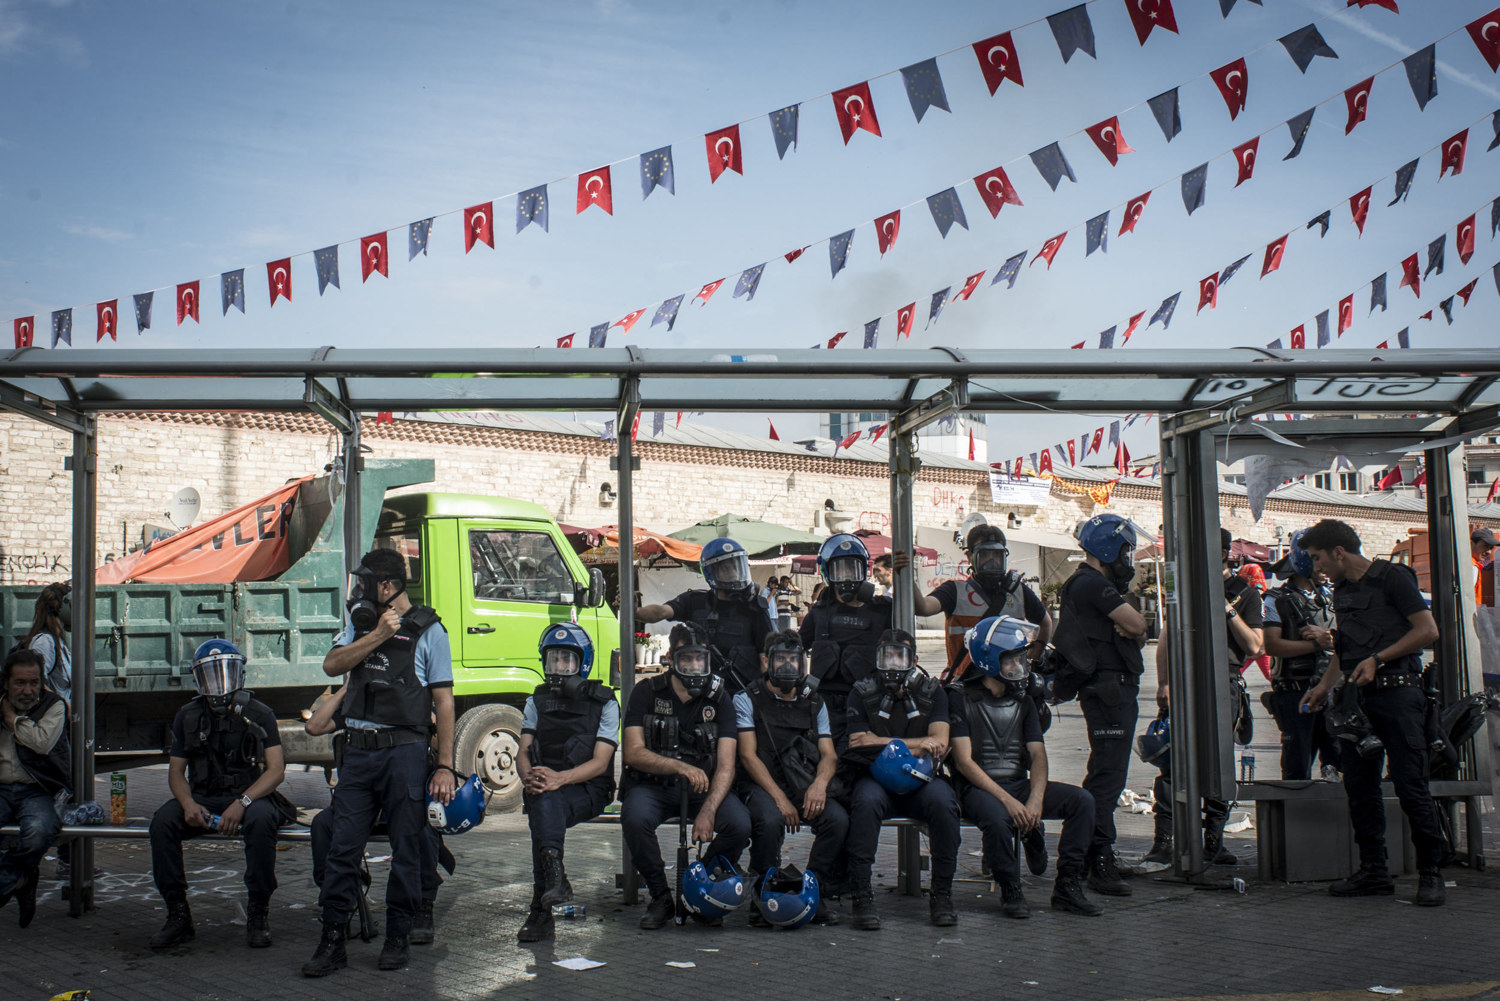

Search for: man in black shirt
xmin=1261 ymin=529 xmax=1337 ymax=781
xmin=1299 ymin=519 xmax=1445 ymax=907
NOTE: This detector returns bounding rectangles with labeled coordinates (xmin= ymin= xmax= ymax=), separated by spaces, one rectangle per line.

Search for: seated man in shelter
xmin=0 ymin=648 xmax=70 ymax=928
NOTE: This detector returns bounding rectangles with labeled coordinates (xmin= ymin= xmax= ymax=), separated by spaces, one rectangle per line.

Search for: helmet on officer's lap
xmin=870 ymin=738 xmax=933 ymax=795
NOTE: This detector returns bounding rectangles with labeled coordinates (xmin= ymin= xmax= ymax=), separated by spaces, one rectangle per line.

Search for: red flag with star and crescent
xmin=1210 ymin=58 xmax=1248 ymax=120
xmin=267 ymin=258 xmax=292 ymax=306
xmin=464 ymin=202 xmax=494 ymax=253
xmin=1126 ymin=0 xmax=1179 ymax=44
xmin=897 ymin=303 xmax=915 ymax=339
xmin=1013 ymin=457 xmax=1024 ymax=478
xmin=1349 ymin=188 xmax=1372 ymax=235
xmin=832 ymin=82 xmax=881 ymax=143
xmin=1490 ymin=477 xmax=1500 ymax=504
xmin=973 ymin=167 xmax=1023 ymax=217
xmin=1085 ymin=117 xmax=1134 ymax=166
xmin=869 ymin=423 xmax=889 ymax=445
xmin=954 ymin=271 xmax=985 ymax=301
xmin=1458 ymin=278 xmax=1479 ymax=305
xmin=613 ymin=308 xmax=646 ymax=333
xmin=1344 ymin=78 xmax=1373 ymax=134
xmin=828 ymin=331 xmax=847 ymax=349
xmin=1122 ymin=311 xmax=1145 ymax=344
xmin=360 ymin=232 xmax=388 ymax=280
xmin=1198 ymin=273 xmax=1219 ymax=313
xmin=1441 ymin=129 xmax=1468 ymax=177
xmin=968 ymin=429 xmax=976 ymax=461
xmin=1232 ymin=137 xmax=1258 ymax=187
xmin=768 ymin=420 xmax=780 ymax=441
xmin=972 ymin=31 xmax=1024 ymax=93
xmin=557 ymin=333 xmax=575 ymax=348
xmin=875 ymin=211 xmax=901 ymax=255
xmin=1070 ymin=341 xmax=1086 ymax=350
xmin=1066 ymin=440 xmax=1077 ymax=466
xmin=13 ymin=316 xmax=34 ymax=348
xmin=704 ymin=124 xmax=743 ymax=182
xmin=694 ymin=279 xmax=726 ymax=305
xmin=1338 ymin=295 xmax=1354 ymax=335
xmin=1458 ymin=215 xmax=1477 ymax=264
xmin=576 ymin=166 xmax=613 ymax=215
xmin=1262 ymin=234 xmax=1288 ymax=277
xmin=784 ymin=247 xmax=806 ymax=263
xmin=1120 ymin=192 xmax=1150 ymax=235
xmin=1032 ymin=233 xmax=1066 ymax=269
xmin=1467 ymin=8 xmax=1500 ymax=72
xmin=1090 ymin=426 xmax=1104 ymax=454
xmin=176 ymin=281 xmax=200 ymax=325
xmin=835 ymin=429 xmax=862 ymax=454
xmin=1399 ymin=254 xmax=1421 ymax=297
xmin=1290 ymin=324 xmax=1306 ymax=349
xmin=1038 ymin=449 xmax=1054 ymax=474
xmin=96 ymin=299 xmax=118 ymax=341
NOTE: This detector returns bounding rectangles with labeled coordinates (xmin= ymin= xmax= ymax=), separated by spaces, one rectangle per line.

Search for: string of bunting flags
xmin=13 ymin=2 xmax=1500 ymax=348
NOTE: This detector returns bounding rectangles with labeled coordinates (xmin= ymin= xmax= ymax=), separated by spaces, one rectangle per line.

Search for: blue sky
xmin=2 ymin=0 xmax=1498 ymax=456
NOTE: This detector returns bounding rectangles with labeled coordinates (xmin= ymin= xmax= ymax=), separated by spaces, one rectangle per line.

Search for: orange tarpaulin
xmin=581 ymin=525 xmax=704 ymax=565
xmin=98 ymin=476 xmax=312 ymax=584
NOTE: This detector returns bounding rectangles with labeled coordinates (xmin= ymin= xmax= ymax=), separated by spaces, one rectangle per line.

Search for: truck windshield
xmin=469 ymin=529 xmax=575 ymax=603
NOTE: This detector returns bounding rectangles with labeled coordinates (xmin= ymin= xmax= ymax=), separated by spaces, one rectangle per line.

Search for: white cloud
xmin=63 ymin=222 xmax=132 ymax=243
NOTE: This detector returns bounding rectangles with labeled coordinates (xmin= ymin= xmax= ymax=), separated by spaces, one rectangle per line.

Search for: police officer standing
xmin=1052 ymin=514 xmax=1147 ymax=897
xmin=1298 ymin=519 xmax=1446 ymax=906
xmin=148 ymin=640 xmax=291 ymax=950
xmin=304 ymin=549 xmax=456 ymax=977
xmin=735 ymin=631 xmax=845 ymax=926
xmin=621 ymin=623 xmax=751 ymax=930
xmin=800 ymin=533 xmax=893 ymax=748
xmin=516 ymin=623 xmax=619 ymax=943
xmin=637 ymin=537 xmax=772 ymax=694
xmin=1262 ymin=529 xmax=1337 ymax=780
xmin=843 ymin=629 xmax=960 ymax=930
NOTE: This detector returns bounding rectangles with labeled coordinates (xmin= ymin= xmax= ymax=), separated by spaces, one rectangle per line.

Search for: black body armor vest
xmin=681 ymin=590 xmax=769 ymax=693
xmin=851 ymin=671 xmax=940 ymax=740
xmin=961 ymin=685 xmax=1030 ymax=784
xmin=531 ymin=680 xmax=616 ymax=800
xmin=808 ymin=595 xmax=893 ymax=692
xmin=1271 ymin=584 xmax=1335 ymax=682
xmin=179 ymin=690 xmax=272 ymax=799
xmin=1334 ymin=561 xmax=1422 ymax=674
xmin=629 ymin=674 xmax=725 ymax=787
xmin=343 ymin=605 xmax=442 ymax=731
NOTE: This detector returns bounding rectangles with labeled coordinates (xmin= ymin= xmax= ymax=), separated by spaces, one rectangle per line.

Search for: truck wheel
xmin=454 ymin=703 xmax=526 ymax=814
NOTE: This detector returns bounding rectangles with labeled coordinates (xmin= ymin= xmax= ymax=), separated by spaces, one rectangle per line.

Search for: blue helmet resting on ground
xmin=702 ymin=537 xmax=753 ymax=597
xmin=818 ymin=533 xmax=869 ymax=600
xmin=964 ymin=615 xmax=1037 ymax=685
xmin=683 ymin=855 xmax=748 ymax=919
xmin=754 ymin=865 xmax=820 ymax=929
xmin=870 ymin=738 xmax=934 ymax=795
xmin=190 ymin=638 xmax=247 ymax=709
xmin=539 ymin=621 xmax=594 ymax=697
xmin=1135 ymin=716 xmax=1170 ymax=771
xmin=427 ymin=769 xmax=488 ymax=835
xmin=1078 ymin=514 xmax=1138 ymax=587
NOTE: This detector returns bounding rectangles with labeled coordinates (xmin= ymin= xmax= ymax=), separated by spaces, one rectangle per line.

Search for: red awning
xmin=1230 ymin=538 xmax=1273 ymax=563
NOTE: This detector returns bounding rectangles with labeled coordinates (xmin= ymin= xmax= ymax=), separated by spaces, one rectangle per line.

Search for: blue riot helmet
xmin=702 ymin=537 xmax=752 ymax=597
xmin=191 ymin=639 xmax=247 ymax=710
xmin=754 ymin=865 xmax=820 ymax=929
xmin=870 ymin=738 xmax=934 ymax=795
xmin=1078 ymin=514 xmax=1138 ymax=587
xmin=539 ymin=621 xmax=594 ymax=698
xmin=965 ymin=615 xmax=1037 ymax=685
xmin=1135 ymin=716 xmax=1170 ymax=771
xmin=683 ymin=855 xmax=748 ymax=919
xmin=818 ymin=533 xmax=869 ymax=600
xmin=427 ymin=770 xmax=488 ymax=835
xmin=1272 ymin=528 xmax=1316 ymax=581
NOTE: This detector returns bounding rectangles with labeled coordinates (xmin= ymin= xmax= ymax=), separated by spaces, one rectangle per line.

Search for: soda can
xmin=550 ymin=903 xmax=586 ymax=920
xmin=109 ymin=772 xmax=127 ymax=825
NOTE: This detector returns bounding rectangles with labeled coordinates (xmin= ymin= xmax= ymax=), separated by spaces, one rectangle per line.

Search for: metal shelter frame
xmin=5 ymin=345 xmax=1499 ymax=910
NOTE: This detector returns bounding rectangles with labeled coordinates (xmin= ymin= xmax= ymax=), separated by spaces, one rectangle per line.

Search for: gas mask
xmin=969 ymin=543 xmax=1009 ymax=591
xmin=825 ymin=555 xmax=866 ymax=601
xmin=875 ymin=641 xmax=917 ymax=692
xmin=46 ymin=584 xmax=72 ymax=631
xmin=543 ymin=646 xmax=587 ymax=699
xmin=995 ymin=649 xmax=1032 ymax=695
xmin=346 ymin=565 xmax=403 ymax=634
xmin=671 ymin=644 xmax=714 ymax=699
xmin=1325 ymin=681 xmax=1382 ymax=759
xmin=765 ymin=645 xmax=807 ymax=694
xmin=1106 ymin=547 xmax=1136 ymax=588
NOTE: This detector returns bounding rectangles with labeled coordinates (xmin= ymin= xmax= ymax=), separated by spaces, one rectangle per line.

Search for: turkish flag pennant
xmin=630 ymin=415 xmax=641 ymax=443
xmin=267 ymin=257 xmax=292 ymax=305
xmin=1070 ymin=341 xmax=1086 ymax=349
xmin=694 ymin=279 xmax=726 ymax=305
xmin=1032 ymin=233 xmax=1066 ymax=269
xmin=1399 ymin=253 xmax=1421 ymax=297
xmin=1115 ymin=440 xmax=1131 ymax=475
xmin=613 ymin=308 xmax=646 ymax=333
xmin=1125 ymin=0 xmax=1179 ymax=45
xmin=1122 ymin=311 xmax=1145 ymax=343
xmin=1232 ymin=137 xmax=1259 ymax=186
xmin=955 ymin=271 xmax=985 ymax=301
xmin=1376 ymin=466 xmax=1404 ymax=490
xmin=972 ymin=31 xmax=1024 ymax=93
xmin=1290 ymin=324 xmax=1306 ymax=349
xmin=1457 ymin=278 xmax=1479 ymax=305
xmin=1119 ymin=192 xmax=1150 ymax=235
xmin=896 ymin=302 xmax=915 ymax=339
xmin=1349 ymin=0 xmax=1399 ymax=10
xmin=972 ymin=166 xmax=1023 ymax=217
xmin=576 ymin=166 xmax=613 ymax=215
xmin=828 ymin=331 xmax=847 ymax=349
xmin=1441 ymin=129 xmax=1469 ymax=177
xmin=1066 ymin=439 xmax=1076 ymax=465
xmin=1014 ymin=457 xmax=1024 ymax=478
xmin=1090 ymin=426 xmax=1104 ymax=454
xmin=95 ymin=300 xmax=118 ymax=342
xmin=1039 ymin=449 xmax=1054 ymax=474
xmin=1420 ymin=310 xmax=1433 ymax=321
xmin=869 ymin=423 xmax=889 ymax=445
xmin=1344 ymin=77 xmax=1374 ymax=134
xmin=176 ymin=281 xmax=200 ymax=325
xmin=1467 ymin=8 xmax=1500 ymax=72
xmin=1198 ymin=273 xmax=1219 ymax=313
xmin=557 ymin=333 xmax=575 ymax=348
xmin=875 ymin=210 xmax=902 ymax=254
xmin=360 ymin=232 xmax=388 ymax=281
xmin=768 ymin=420 xmax=780 ymax=441
xmin=1084 ymin=117 xmax=1134 ymax=165
xmin=13 ymin=316 xmax=34 ymax=348
xmin=835 ymin=429 xmax=862 ymax=454
xmin=1210 ymin=58 xmax=1249 ymax=120
xmin=375 ymin=412 xmax=394 ymax=424
xmin=832 ymin=81 xmax=881 ymax=143
xmin=1349 ymin=188 xmax=1372 ymax=235
xmin=1262 ymin=234 xmax=1289 ymax=277
xmin=464 ymin=202 xmax=494 ymax=252
xmin=1375 ymin=340 xmax=1389 ymax=350
xmin=1488 ymin=477 xmax=1500 ymax=503
xmin=1412 ymin=466 xmax=1427 ymax=489
xmin=1338 ymin=294 xmax=1354 ymax=335
xmin=704 ymin=124 xmax=743 ymax=182
xmin=1458 ymin=215 xmax=1477 ymax=264
xmin=784 ymin=247 xmax=806 ymax=263
xmin=968 ymin=428 xmax=976 ymax=461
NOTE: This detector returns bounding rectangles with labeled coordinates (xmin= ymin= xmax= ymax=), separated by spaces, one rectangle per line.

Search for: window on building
xmin=1468 ymin=467 xmax=1488 ymax=486
xmin=1339 ymin=472 xmax=1360 ymax=492
xmin=1314 ymin=473 xmax=1333 ymax=490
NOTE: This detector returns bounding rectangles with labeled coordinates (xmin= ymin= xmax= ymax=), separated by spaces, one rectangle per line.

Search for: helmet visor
xmin=192 ymin=653 xmax=244 ymax=697
xmin=825 ymin=555 xmax=866 ymax=584
xmin=970 ymin=544 xmax=1008 ymax=574
xmin=768 ymin=649 xmax=805 ymax=675
xmin=704 ymin=552 xmax=750 ymax=591
xmin=998 ymin=650 xmax=1031 ymax=683
xmin=876 ymin=642 xmax=913 ymax=674
xmin=672 ymin=646 xmax=712 ymax=677
xmin=543 ymin=647 xmax=582 ymax=677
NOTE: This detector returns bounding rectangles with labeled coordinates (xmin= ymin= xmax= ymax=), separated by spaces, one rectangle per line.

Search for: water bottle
xmin=550 ymin=903 xmax=587 ymax=920
xmin=202 ymin=811 xmax=222 ymax=830
xmin=1239 ymin=753 xmax=1256 ymax=781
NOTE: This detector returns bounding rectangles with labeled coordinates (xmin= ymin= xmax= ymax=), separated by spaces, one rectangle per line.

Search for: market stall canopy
xmin=1231 ymin=538 xmax=1273 ymax=563
xmin=790 ymin=532 xmax=937 ymax=574
xmin=559 ymin=524 xmax=606 ymax=552
xmin=577 ymin=525 xmax=703 ymax=567
xmin=668 ymin=514 xmax=826 ymax=560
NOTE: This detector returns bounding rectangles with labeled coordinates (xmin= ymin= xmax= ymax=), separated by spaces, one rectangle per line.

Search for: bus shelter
xmin=3 ymin=345 xmax=1498 ymax=910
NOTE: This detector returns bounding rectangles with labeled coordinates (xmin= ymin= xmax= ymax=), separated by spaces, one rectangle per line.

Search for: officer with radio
xmin=1262 ymin=529 xmax=1337 ymax=780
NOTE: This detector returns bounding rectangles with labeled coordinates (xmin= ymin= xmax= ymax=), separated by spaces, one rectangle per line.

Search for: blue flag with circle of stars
xmin=51 ymin=308 xmax=71 ymax=347
xmin=1439 ymin=296 xmax=1455 ymax=325
xmin=1316 ymin=310 xmax=1331 ymax=347
xmin=1307 ymin=210 xmax=1331 ymax=238
xmin=1426 ymin=235 xmax=1445 ymax=278
xmin=829 ymin=230 xmax=854 ymax=278
xmin=1397 ymin=328 xmax=1410 ymax=349
xmin=1220 ymin=0 xmax=1262 ymax=16
xmin=652 ymin=411 xmax=665 ymax=437
xmin=409 ymin=218 xmax=433 ymax=260
xmin=221 ymin=269 xmax=245 ymax=315
xmin=652 ymin=295 xmax=684 ymax=331
xmin=1284 ymin=108 xmax=1315 ymax=159
xmin=1267 ymin=338 xmax=1283 ymax=350
xmin=1047 ymin=5 xmax=1095 ymax=63
xmin=1489 ymin=110 xmax=1500 ymax=151
xmin=315 ymin=245 xmax=340 ymax=294
xmin=134 ymin=292 xmax=153 ymax=333
xmin=1404 ymin=45 xmax=1437 ymax=111
xmin=733 ymin=264 xmax=765 ymax=301
xmin=1099 ymin=326 xmax=1116 ymax=350
xmin=863 ymin=319 xmax=879 ymax=349
xmin=1219 ymin=254 xmax=1251 ymax=287
xmin=900 ymin=58 xmax=948 ymax=122
xmin=769 ymin=105 xmax=799 ymax=159
xmin=640 ymin=146 xmax=675 ymax=199
xmin=991 ymin=252 xmax=1026 ymax=289
xmin=1389 ymin=159 xmax=1418 ymax=205
xmin=1279 ymin=25 xmax=1337 ymax=73
xmin=1148 ymin=293 xmax=1180 ymax=330
xmin=1148 ymin=89 xmax=1180 ymax=142
xmin=1085 ymin=212 xmax=1109 ymax=256
xmin=925 ymin=188 xmax=968 ymax=238
xmin=1181 ymin=163 xmax=1207 ymax=215
xmin=516 ymin=185 xmax=548 ymax=233
xmin=1030 ymin=143 xmax=1075 ymax=191
xmin=588 ymin=323 xmax=608 ymax=348
xmin=927 ymin=287 xmax=951 ymax=327
xmin=1492 ymin=196 xmax=1500 ymax=236
xmin=1370 ymin=273 xmax=1387 ymax=313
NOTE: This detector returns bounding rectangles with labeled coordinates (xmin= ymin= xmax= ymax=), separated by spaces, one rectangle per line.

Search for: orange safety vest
xmin=943 ymin=576 xmax=1027 ymax=681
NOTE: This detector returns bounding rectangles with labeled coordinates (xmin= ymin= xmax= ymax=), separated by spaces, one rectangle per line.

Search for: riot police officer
xmin=842 ymin=629 xmax=960 ymax=930
xmin=1051 ymin=514 xmax=1147 ymax=897
xmin=949 ymin=617 xmax=1099 ymax=918
xmin=637 ymin=537 xmax=772 ymax=693
xmin=735 ymin=631 xmax=845 ymax=926
xmin=800 ymin=533 xmax=893 ymax=747
xmin=149 ymin=639 xmax=292 ymax=950
xmin=1262 ymin=529 xmax=1337 ymax=780
xmin=516 ymin=623 xmax=619 ymax=943
xmin=621 ymin=623 xmax=751 ymax=930
xmin=1298 ymin=519 xmax=1446 ymax=906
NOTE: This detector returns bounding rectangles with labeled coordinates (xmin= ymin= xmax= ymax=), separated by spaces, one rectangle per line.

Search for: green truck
xmin=0 ymin=458 xmax=619 ymax=813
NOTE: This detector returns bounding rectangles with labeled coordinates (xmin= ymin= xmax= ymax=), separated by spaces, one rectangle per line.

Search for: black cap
xmin=1474 ymin=527 xmax=1499 ymax=546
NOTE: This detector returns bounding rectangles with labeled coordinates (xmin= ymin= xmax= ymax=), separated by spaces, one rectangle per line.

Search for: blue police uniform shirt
xmin=331 ymin=619 xmax=454 ymax=730
xmin=733 ymin=690 xmax=832 ymax=737
xmin=522 ymin=696 xmax=621 ymax=746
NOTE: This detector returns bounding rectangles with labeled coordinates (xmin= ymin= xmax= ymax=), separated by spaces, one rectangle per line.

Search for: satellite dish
xmin=167 ymin=487 xmax=201 ymax=528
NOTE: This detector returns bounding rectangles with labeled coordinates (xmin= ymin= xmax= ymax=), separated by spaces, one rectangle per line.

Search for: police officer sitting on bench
xmin=621 ymin=623 xmax=751 ymax=929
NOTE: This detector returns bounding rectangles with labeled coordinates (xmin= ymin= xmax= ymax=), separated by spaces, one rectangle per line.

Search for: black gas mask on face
xmin=1106 ymin=546 xmax=1136 ymax=588
xmin=875 ymin=641 xmax=917 ymax=692
xmin=671 ymin=644 xmax=714 ymax=699
xmin=765 ymin=644 xmax=807 ymax=694
xmin=825 ymin=555 xmax=867 ymax=602
xmin=346 ymin=566 xmax=403 ymax=635
xmin=970 ymin=543 xmax=1010 ymax=591
xmin=543 ymin=646 xmax=587 ymax=699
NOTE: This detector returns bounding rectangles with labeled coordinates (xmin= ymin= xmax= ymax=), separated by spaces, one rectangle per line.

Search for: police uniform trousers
xmin=1340 ymin=685 xmax=1446 ymax=870
xmin=528 ymin=784 xmax=608 ymax=886
xmin=1150 ymin=772 xmax=1229 ymax=837
xmin=149 ymin=794 xmax=281 ymax=903
xmin=961 ymin=780 xmax=1093 ymax=882
xmin=1077 ymin=671 xmax=1139 ymax=852
xmin=310 ymin=802 xmax=444 ymax=903
xmin=1270 ymin=688 xmax=1332 ymax=781
xmin=742 ymin=784 xmax=850 ymax=878
xmin=0 ymin=782 xmax=63 ymax=896
xmin=620 ymin=782 xmax=752 ymax=898
xmin=318 ymin=742 xmax=429 ymax=936
xmin=846 ymin=775 xmax=960 ymax=889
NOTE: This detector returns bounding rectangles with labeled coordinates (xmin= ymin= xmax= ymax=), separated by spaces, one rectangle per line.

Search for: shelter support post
xmin=614 ymin=377 xmax=641 ymax=904
xmin=341 ymin=418 xmax=363 ymax=580
xmin=67 ymin=412 xmax=97 ymax=916
xmin=889 ymin=428 xmax=919 ymax=635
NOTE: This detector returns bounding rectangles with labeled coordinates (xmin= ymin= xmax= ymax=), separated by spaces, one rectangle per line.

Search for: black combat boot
xmin=301 ymin=921 xmax=348 ymax=977
xmin=517 ymin=888 xmax=553 ymax=943
xmin=850 ymin=878 xmax=881 ymax=931
xmin=1415 ymin=868 xmax=1446 ymax=907
xmin=246 ymin=896 xmax=272 ymax=948
xmin=17 ymin=865 xmax=40 ymax=929
xmin=1051 ymin=868 xmax=1104 ymax=916
xmin=928 ymin=884 xmax=957 ymax=927
xmin=1000 ymin=881 xmax=1031 ymax=919
xmin=409 ymin=899 xmax=435 ymax=945
xmin=539 ymin=847 xmax=572 ymax=908
xmin=1086 ymin=848 xmax=1131 ymax=896
xmin=1142 ymin=814 xmax=1173 ymax=866
xmin=1328 ymin=865 xmax=1395 ymax=897
xmin=1203 ymin=815 xmax=1238 ymax=866
xmin=1022 ymin=826 xmax=1049 ymax=876
xmin=639 ymin=891 xmax=675 ymax=930
xmin=378 ymin=934 xmax=409 ymax=970
xmin=149 ymin=899 xmax=195 ymax=949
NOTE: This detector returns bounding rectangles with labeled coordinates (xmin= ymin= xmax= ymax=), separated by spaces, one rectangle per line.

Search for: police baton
xmin=675 ymin=775 xmax=690 ymax=925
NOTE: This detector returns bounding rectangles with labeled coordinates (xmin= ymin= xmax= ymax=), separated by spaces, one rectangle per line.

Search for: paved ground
xmin=9 ymin=642 xmax=1500 ymax=1001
